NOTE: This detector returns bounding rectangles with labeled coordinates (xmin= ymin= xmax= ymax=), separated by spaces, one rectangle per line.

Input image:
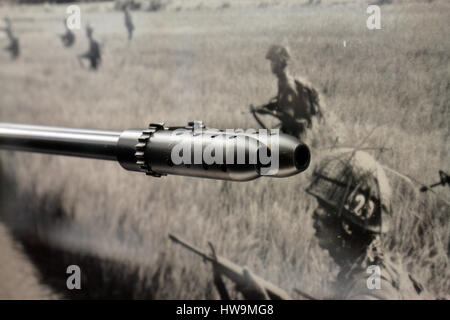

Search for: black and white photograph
xmin=0 ymin=0 xmax=448 ymax=308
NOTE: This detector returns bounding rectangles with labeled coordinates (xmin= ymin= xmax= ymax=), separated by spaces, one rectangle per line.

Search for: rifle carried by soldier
xmin=169 ymin=234 xmax=292 ymax=300
xmin=420 ymin=170 xmax=449 ymax=193
xmin=249 ymin=102 xmax=311 ymax=141
xmin=247 ymin=80 xmax=324 ymax=141
xmin=251 ymin=82 xmax=323 ymax=126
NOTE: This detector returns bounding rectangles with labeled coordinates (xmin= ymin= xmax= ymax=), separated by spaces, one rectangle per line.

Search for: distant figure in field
xmin=59 ymin=18 xmax=75 ymax=48
xmin=251 ymin=45 xmax=323 ymax=141
xmin=373 ymin=0 xmax=393 ymax=5
xmin=2 ymin=17 xmax=19 ymax=59
xmin=123 ymin=6 xmax=134 ymax=40
xmin=77 ymin=25 xmax=101 ymax=70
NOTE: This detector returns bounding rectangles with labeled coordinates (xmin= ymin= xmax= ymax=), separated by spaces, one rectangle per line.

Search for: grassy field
xmin=0 ymin=0 xmax=449 ymax=299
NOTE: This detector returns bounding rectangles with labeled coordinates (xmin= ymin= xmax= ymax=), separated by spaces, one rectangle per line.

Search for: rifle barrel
xmin=0 ymin=121 xmax=309 ymax=181
xmin=169 ymin=233 xmax=292 ymax=300
xmin=293 ymin=288 xmax=316 ymax=300
xmin=169 ymin=234 xmax=212 ymax=262
xmin=0 ymin=123 xmax=119 ymax=160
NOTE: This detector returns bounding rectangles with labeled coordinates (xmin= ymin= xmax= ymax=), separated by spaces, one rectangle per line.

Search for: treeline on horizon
xmin=6 ymin=0 xmax=113 ymax=4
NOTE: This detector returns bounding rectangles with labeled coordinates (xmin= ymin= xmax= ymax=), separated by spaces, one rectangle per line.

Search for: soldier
xmin=2 ymin=18 xmax=19 ymax=59
xmin=123 ymin=6 xmax=134 ymax=40
xmin=252 ymin=45 xmax=323 ymax=141
xmin=59 ymin=18 xmax=75 ymax=48
xmin=212 ymin=149 xmax=429 ymax=299
xmin=305 ymin=149 xmax=429 ymax=299
xmin=77 ymin=25 xmax=101 ymax=70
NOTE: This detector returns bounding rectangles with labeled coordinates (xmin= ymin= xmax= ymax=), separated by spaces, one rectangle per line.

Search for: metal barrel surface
xmin=0 ymin=122 xmax=310 ymax=181
xmin=0 ymin=123 xmax=119 ymax=160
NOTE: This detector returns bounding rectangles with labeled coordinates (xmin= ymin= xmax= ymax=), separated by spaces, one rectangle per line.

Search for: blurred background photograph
xmin=0 ymin=0 xmax=448 ymax=300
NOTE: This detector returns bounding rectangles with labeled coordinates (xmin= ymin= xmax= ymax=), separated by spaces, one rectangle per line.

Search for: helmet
xmin=265 ymin=45 xmax=290 ymax=64
xmin=306 ymin=149 xmax=392 ymax=234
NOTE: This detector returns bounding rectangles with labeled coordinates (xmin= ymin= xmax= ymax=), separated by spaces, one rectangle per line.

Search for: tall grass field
xmin=0 ymin=0 xmax=448 ymax=299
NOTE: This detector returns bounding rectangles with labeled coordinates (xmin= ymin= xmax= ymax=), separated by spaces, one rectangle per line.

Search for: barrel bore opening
xmin=294 ymin=144 xmax=310 ymax=171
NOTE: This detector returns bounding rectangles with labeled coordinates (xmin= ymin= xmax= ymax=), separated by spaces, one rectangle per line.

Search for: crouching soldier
xmin=305 ymin=149 xmax=430 ymax=299
xmin=211 ymin=149 xmax=431 ymax=299
xmin=252 ymin=45 xmax=323 ymax=141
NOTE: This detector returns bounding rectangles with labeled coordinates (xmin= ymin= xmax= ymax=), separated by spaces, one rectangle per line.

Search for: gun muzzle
xmin=0 ymin=121 xmax=310 ymax=181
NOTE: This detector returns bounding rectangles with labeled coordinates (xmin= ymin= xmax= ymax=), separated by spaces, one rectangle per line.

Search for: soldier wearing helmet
xmin=306 ymin=149 xmax=428 ymax=299
xmin=59 ymin=18 xmax=75 ymax=48
xmin=252 ymin=44 xmax=323 ymax=141
xmin=2 ymin=17 xmax=19 ymax=59
xmin=77 ymin=24 xmax=101 ymax=70
xmin=210 ymin=149 xmax=428 ymax=299
xmin=123 ymin=6 xmax=134 ymax=41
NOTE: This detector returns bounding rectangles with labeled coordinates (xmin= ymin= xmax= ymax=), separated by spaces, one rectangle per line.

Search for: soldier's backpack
xmin=295 ymin=79 xmax=324 ymax=122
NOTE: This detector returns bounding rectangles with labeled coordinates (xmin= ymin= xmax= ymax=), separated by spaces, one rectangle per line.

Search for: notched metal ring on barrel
xmin=135 ymin=123 xmax=165 ymax=177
